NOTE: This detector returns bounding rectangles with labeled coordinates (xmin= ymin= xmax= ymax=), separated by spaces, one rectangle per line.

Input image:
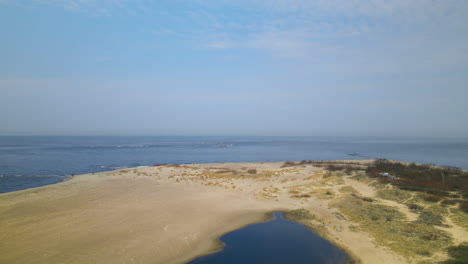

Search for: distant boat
xmin=347 ymin=152 xmax=359 ymax=157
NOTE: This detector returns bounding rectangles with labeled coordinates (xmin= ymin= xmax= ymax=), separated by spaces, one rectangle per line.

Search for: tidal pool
xmin=188 ymin=212 xmax=349 ymax=264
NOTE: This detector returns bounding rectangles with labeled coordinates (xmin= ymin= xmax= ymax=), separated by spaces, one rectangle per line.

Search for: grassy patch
xmin=285 ymin=208 xmax=314 ymax=221
xmin=290 ymin=193 xmax=311 ymax=199
xmin=449 ymin=208 xmax=468 ymax=229
xmin=419 ymin=193 xmax=443 ymax=203
xmin=320 ymin=173 xmax=345 ymax=185
xmin=377 ymin=188 xmax=412 ymax=202
xmin=440 ymin=243 xmax=468 ymax=264
xmin=339 ymin=185 xmax=357 ymax=193
xmin=255 ymin=185 xmax=280 ymax=199
xmin=460 ymin=200 xmax=468 ymax=213
xmin=406 ymin=203 xmax=424 ymax=213
xmin=310 ymin=189 xmax=335 ymax=200
xmin=331 ymin=194 xmax=452 ymax=258
xmin=416 ymin=210 xmax=444 ymax=226
xmin=247 ymin=169 xmax=257 ymax=174
xmin=426 ymin=204 xmax=448 ymax=217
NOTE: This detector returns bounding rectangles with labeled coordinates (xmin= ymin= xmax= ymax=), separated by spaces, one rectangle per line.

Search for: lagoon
xmin=188 ymin=212 xmax=349 ymax=264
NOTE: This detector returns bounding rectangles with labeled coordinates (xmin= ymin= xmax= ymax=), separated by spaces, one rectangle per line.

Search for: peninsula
xmin=1 ymin=160 xmax=467 ymax=264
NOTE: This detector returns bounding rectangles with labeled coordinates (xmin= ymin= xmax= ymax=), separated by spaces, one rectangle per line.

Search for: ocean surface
xmin=188 ymin=212 xmax=348 ymax=264
xmin=1 ymin=136 xmax=468 ymax=193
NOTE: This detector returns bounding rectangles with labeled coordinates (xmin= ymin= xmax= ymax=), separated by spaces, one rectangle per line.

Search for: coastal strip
xmin=1 ymin=160 xmax=466 ymax=264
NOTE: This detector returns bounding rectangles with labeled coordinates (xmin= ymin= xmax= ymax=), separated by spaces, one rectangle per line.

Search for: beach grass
xmin=331 ymin=194 xmax=453 ymax=259
xmin=440 ymin=243 xmax=468 ymax=264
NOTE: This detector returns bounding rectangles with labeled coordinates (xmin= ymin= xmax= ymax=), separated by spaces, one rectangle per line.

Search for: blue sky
xmin=1 ymin=0 xmax=467 ymax=136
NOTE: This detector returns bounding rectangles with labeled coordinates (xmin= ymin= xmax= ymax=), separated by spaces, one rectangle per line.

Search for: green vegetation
xmin=285 ymin=208 xmax=314 ymax=220
xmin=281 ymin=160 xmax=366 ymax=172
xmin=440 ymin=243 xmax=468 ymax=264
xmin=310 ymin=189 xmax=335 ymax=200
xmin=460 ymin=200 xmax=468 ymax=213
xmin=331 ymin=194 xmax=452 ymax=258
xmin=377 ymin=188 xmax=412 ymax=202
xmin=405 ymin=203 xmax=424 ymax=213
xmin=449 ymin=208 xmax=468 ymax=229
xmin=339 ymin=185 xmax=357 ymax=193
xmin=247 ymin=169 xmax=257 ymax=174
xmin=416 ymin=210 xmax=444 ymax=226
xmin=366 ymin=159 xmax=468 ymax=198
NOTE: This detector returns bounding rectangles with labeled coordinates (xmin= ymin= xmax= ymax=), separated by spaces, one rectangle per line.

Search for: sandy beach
xmin=1 ymin=160 xmax=466 ymax=264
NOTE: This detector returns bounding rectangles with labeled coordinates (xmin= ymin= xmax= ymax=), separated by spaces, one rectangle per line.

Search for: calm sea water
xmin=1 ymin=136 xmax=467 ymax=193
xmin=188 ymin=212 xmax=348 ymax=264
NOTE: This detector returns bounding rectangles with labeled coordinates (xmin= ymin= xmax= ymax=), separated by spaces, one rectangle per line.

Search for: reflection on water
xmin=188 ymin=212 xmax=348 ymax=264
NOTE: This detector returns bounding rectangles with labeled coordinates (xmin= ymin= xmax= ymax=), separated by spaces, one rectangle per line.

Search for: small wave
xmin=76 ymin=144 xmax=164 ymax=150
xmin=209 ymin=143 xmax=234 ymax=148
xmin=93 ymin=165 xmax=128 ymax=171
xmin=74 ymin=142 xmax=239 ymax=150
xmin=107 ymin=166 xmax=126 ymax=170
xmin=4 ymin=174 xmax=67 ymax=178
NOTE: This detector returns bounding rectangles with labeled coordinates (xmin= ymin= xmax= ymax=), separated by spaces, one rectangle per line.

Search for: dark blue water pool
xmin=188 ymin=212 xmax=349 ymax=264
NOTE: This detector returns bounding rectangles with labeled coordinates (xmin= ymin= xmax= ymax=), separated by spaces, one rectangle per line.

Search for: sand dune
xmin=1 ymin=161 xmax=464 ymax=264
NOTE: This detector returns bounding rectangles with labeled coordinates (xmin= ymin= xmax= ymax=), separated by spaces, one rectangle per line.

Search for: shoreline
xmin=187 ymin=211 xmax=356 ymax=264
xmin=184 ymin=211 xmax=278 ymax=264
xmin=1 ymin=160 xmax=466 ymax=264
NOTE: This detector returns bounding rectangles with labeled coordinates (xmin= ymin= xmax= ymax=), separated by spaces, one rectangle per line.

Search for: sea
xmin=1 ymin=136 xmax=468 ymax=193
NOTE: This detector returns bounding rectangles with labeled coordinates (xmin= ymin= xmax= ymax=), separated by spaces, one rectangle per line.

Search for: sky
xmin=1 ymin=0 xmax=467 ymax=137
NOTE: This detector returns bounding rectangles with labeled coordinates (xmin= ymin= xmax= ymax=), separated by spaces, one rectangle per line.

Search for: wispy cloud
xmin=4 ymin=0 xmax=468 ymax=71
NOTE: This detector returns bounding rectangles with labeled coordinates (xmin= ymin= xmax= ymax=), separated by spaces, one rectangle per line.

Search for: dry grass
xmin=440 ymin=242 xmax=468 ymax=264
xmin=416 ymin=210 xmax=445 ymax=226
xmin=286 ymin=182 xmax=316 ymax=193
xmin=304 ymin=171 xmax=323 ymax=181
xmin=449 ymin=208 xmax=468 ymax=229
xmin=309 ymin=189 xmax=335 ymax=200
xmin=339 ymin=185 xmax=357 ymax=194
xmin=207 ymin=168 xmax=240 ymax=175
xmin=255 ymin=185 xmax=280 ymax=200
xmin=377 ymin=188 xmax=412 ymax=203
xmin=288 ymin=188 xmax=334 ymax=200
xmin=285 ymin=208 xmax=314 ymax=220
xmin=247 ymin=169 xmax=257 ymax=174
xmin=331 ymin=194 xmax=453 ymax=259
xmin=405 ymin=203 xmax=424 ymax=213
xmin=290 ymin=193 xmax=312 ymax=199
xmin=320 ymin=174 xmax=345 ymax=185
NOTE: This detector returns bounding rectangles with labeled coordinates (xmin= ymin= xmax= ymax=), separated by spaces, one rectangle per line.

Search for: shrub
xmin=417 ymin=211 xmax=444 ymax=226
xmin=442 ymin=199 xmax=456 ymax=205
xmin=331 ymin=194 xmax=452 ymax=258
xmin=291 ymin=193 xmax=311 ymax=198
xmin=377 ymin=188 xmax=412 ymax=202
xmin=406 ymin=203 xmax=423 ymax=212
xmin=285 ymin=208 xmax=314 ymax=220
xmin=420 ymin=193 xmax=443 ymax=203
xmin=366 ymin=159 xmax=468 ymax=197
xmin=460 ymin=200 xmax=468 ymax=213
xmin=281 ymin=161 xmax=296 ymax=167
xmin=441 ymin=243 xmax=468 ymax=264
xmin=247 ymin=169 xmax=257 ymax=174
